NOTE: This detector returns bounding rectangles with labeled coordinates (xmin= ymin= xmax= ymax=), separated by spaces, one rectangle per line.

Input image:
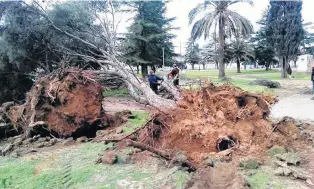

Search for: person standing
xmin=148 ymin=70 xmax=163 ymax=94
xmin=168 ymin=64 xmax=180 ymax=87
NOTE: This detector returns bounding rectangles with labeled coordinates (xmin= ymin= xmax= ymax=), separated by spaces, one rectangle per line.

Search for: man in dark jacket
xmin=148 ymin=71 xmax=163 ymax=94
xmin=168 ymin=64 xmax=180 ymax=87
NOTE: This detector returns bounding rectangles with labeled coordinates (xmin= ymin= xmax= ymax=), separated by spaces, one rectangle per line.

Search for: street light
xmin=162 ymin=47 xmax=165 ymax=68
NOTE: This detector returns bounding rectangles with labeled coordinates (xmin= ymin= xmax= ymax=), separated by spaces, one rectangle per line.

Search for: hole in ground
xmin=72 ymin=120 xmax=102 ymax=139
xmin=237 ymin=96 xmax=247 ymax=107
xmin=216 ymin=136 xmax=237 ymax=152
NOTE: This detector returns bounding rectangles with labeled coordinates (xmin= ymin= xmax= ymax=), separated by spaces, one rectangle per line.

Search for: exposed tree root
xmin=1 ymin=69 xmax=104 ymax=138
xmin=126 ymin=139 xmax=197 ymax=171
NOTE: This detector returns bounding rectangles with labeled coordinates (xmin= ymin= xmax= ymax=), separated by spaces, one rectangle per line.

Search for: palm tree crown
xmin=189 ymin=0 xmax=254 ymax=78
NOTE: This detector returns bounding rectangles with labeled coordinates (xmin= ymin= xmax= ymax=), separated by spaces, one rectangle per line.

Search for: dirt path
xmin=102 ymin=96 xmax=151 ymax=113
xmin=271 ymin=94 xmax=314 ymax=122
xmin=271 ymin=80 xmax=314 ymax=122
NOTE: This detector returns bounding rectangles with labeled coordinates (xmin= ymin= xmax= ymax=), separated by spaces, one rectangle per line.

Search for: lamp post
xmin=162 ymin=47 xmax=165 ymax=68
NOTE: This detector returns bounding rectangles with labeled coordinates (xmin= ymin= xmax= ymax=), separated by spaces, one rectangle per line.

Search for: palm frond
xmin=191 ymin=11 xmax=217 ymax=40
xmin=188 ymin=2 xmax=214 ymax=24
xmin=226 ymin=10 xmax=254 ymax=38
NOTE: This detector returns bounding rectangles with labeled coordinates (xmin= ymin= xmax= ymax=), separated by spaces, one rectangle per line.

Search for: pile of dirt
xmin=154 ymin=84 xmax=296 ymax=163
xmin=3 ymin=69 xmax=105 ymax=138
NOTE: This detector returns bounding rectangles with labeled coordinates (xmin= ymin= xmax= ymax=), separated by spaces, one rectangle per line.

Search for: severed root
xmin=126 ymin=139 xmax=197 ymax=171
xmin=29 ymin=121 xmax=47 ymax=128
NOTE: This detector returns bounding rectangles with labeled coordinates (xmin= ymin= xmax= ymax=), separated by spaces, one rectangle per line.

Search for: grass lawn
xmin=0 ymin=110 xmax=189 ymax=189
xmin=103 ymin=89 xmax=129 ymax=96
xmin=123 ymin=111 xmax=150 ymax=134
xmin=104 ymin=69 xmax=310 ymax=95
xmin=181 ymin=69 xmax=310 ymax=80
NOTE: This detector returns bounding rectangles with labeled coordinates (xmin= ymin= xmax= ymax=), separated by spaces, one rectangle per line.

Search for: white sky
xmin=165 ymin=0 xmax=314 ymax=54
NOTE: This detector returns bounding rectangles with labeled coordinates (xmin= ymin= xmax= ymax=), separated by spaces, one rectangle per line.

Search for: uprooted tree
xmin=30 ymin=1 xmax=181 ymax=108
xmin=0 ymin=0 xmax=181 ymax=139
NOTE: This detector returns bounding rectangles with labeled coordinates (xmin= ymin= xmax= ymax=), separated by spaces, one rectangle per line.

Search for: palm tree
xmin=228 ymin=39 xmax=254 ymax=73
xmin=189 ymin=0 xmax=254 ymax=78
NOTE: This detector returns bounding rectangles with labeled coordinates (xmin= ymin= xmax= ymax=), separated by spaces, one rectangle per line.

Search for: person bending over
xmin=148 ymin=71 xmax=163 ymax=94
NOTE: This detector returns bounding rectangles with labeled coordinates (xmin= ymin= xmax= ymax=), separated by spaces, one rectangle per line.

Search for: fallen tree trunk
xmin=126 ymin=139 xmax=197 ymax=171
xmin=32 ymin=4 xmax=181 ymax=109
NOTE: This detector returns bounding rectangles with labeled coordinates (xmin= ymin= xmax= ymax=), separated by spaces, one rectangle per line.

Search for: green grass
xmin=245 ymin=169 xmax=284 ymax=189
xmin=181 ymin=69 xmax=278 ymax=79
xmin=0 ymin=142 xmax=190 ymax=189
xmin=243 ymin=72 xmax=310 ymax=80
xmin=179 ymin=69 xmax=310 ymax=94
xmin=229 ymin=78 xmax=275 ymax=94
xmin=103 ymin=89 xmax=129 ymax=96
xmin=123 ymin=111 xmax=150 ymax=134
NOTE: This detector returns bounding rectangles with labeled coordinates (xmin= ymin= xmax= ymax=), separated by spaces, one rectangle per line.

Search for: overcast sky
xmin=165 ymin=0 xmax=314 ymax=54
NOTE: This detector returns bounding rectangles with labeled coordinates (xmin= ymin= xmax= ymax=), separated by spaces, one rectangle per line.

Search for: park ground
xmin=1 ymin=68 xmax=314 ymax=189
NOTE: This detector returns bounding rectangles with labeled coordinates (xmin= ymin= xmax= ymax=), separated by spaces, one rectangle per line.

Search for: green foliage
xmin=265 ymin=1 xmax=304 ymax=77
xmin=252 ymin=9 xmax=278 ymax=70
xmin=124 ymin=1 xmax=176 ymax=77
xmin=189 ymin=1 xmax=254 ymax=40
xmin=0 ymin=1 xmax=102 ymax=103
xmin=227 ymin=39 xmax=254 ymax=72
xmin=184 ymin=38 xmax=201 ymax=69
xmin=240 ymin=159 xmax=260 ymax=170
xmin=268 ymin=146 xmax=287 ymax=157
xmin=189 ymin=0 xmax=254 ymax=78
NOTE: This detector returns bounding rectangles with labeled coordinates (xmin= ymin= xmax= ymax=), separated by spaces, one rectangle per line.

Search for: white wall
xmin=296 ymin=54 xmax=313 ymax=72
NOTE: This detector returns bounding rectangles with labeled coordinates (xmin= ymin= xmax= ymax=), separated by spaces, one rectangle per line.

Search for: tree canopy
xmin=124 ymin=1 xmax=176 ymax=78
xmin=265 ymin=0 xmax=304 ymax=78
xmin=184 ymin=38 xmax=201 ymax=70
xmin=189 ymin=0 xmax=253 ymax=78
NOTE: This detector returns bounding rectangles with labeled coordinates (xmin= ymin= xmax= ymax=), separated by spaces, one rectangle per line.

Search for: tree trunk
xmin=39 ymin=10 xmax=179 ymax=110
xmin=254 ymin=61 xmax=257 ymax=68
xmin=192 ymin=64 xmax=195 ymax=70
xmin=111 ymin=69 xmax=178 ymax=108
xmin=281 ymin=57 xmax=288 ymax=78
xmin=151 ymin=65 xmax=156 ymax=73
xmin=244 ymin=62 xmax=247 ymax=70
xmin=236 ymin=58 xmax=241 ymax=73
xmin=218 ymin=18 xmax=226 ymax=79
xmin=293 ymin=60 xmax=297 ymax=68
xmin=215 ymin=61 xmax=219 ymax=69
xmin=141 ymin=64 xmax=148 ymax=80
xmin=136 ymin=64 xmax=139 ymax=74
xmin=265 ymin=61 xmax=270 ymax=71
xmin=203 ymin=63 xmax=205 ymax=70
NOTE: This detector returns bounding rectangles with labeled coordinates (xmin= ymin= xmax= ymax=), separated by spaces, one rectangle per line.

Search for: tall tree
xmin=189 ymin=0 xmax=253 ymax=78
xmin=184 ymin=38 xmax=201 ymax=70
xmin=228 ymin=39 xmax=254 ymax=73
xmin=124 ymin=1 xmax=176 ymax=78
xmin=201 ymin=37 xmax=219 ymax=69
xmin=265 ymin=1 xmax=304 ymax=78
xmin=252 ymin=8 xmax=277 ymax=70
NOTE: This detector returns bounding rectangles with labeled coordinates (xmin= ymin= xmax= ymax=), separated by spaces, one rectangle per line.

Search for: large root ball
xmin=6 ymin=70 xmax=104 ymax=138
